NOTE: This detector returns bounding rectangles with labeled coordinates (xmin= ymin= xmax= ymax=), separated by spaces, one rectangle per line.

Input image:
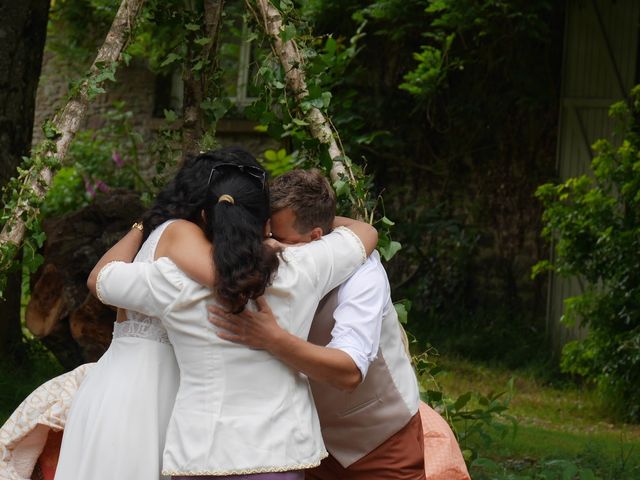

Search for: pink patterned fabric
xmin=419 ymin=402 xmax=470 ymax=480
xmin=0 ymin=365 xmax=92 ymax=480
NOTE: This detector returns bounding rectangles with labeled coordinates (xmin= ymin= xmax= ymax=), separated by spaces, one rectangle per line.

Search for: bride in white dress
xmin=53 ymin=219 xmax=180 ymax=480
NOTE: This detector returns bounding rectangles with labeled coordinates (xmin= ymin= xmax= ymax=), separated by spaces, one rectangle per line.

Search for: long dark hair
xmin=142 ymin=147 xmax=279 ymax=312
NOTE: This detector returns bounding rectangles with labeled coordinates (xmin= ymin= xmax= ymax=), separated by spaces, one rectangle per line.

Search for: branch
xmin=181 ymin=0 xmax=225 ymax=158
xmin=0 ymin=0 xmax=145 ymax=267
xmin=253 ymin=0 xmax=357 ymax=186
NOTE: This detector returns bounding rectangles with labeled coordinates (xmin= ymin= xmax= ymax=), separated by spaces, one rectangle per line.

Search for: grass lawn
xmin=433 ymin=355 xmax=640 ymax=478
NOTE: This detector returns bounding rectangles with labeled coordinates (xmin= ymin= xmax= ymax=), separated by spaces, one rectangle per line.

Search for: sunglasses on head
xmin=207 ymin=162 xmax=267 ymax=188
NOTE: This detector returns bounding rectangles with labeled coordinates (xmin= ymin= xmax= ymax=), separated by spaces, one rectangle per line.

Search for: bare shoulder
xmin=165 ymin=219 xmax=205 ymax=238
xmin=156 ymin=219 xmax=214 ymax=287
xmin=156 ymin=219 xmax=209 ymax=260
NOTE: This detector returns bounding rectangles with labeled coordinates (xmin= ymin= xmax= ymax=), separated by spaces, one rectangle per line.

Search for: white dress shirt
xmin=327 ymin=250 xmax=388 ymax=379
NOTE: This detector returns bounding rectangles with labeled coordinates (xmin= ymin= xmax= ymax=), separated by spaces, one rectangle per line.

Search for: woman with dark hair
xmin=53 ymin=147 xmax=377 ymax=480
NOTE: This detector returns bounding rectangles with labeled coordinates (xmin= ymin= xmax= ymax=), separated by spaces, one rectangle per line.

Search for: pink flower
xmin=96 ymin=180 xmax=110 ymax=193
xmin=112 ymin=150 xmax=124 ymax=168
xmin=84 ymin=177 xmax=96 ymax=198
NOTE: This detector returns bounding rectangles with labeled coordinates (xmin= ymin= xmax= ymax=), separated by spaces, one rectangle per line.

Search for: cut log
xmin=26 ymin=190 xmax=145 ymax=368
xmin=25 ymin=264 xmax=66 ymax=338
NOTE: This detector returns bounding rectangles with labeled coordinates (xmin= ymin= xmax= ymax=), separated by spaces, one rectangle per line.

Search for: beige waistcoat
xmin=308 ymin=288 xmax=420 ymax=467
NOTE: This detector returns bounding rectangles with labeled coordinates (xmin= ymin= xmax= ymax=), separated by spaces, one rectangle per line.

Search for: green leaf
xmin=333 ymin=179 xmax=350 ymax=197
xmin=324 ymin=37 xmax=337 ymax=55
xmin=160 ymin=52 xmax=181 ymax=67
xmin=471 ymin=457 xmax=499 ymax=471
xmin=185 ymin=23 xmax=200 ymax=31
xmin=163 ymin=109 xmax=178 ymax=122
xmin=453 ymin=392 xmax=472 ymax=410
xmin=321 ymin=91 xmax=332 ymax=109
xmin=378 ymin=240 xmax=401 ymax=261
xmin=394 ymin=302 xmax=408 ymax=324
xmin=194 ymin=37 xmax=212 ymax=46
xmin=426 ymin=390 xmax=442 ymax=402
xmin=380 ymin=216 xmax=395 ymax=226
xmin=42 ymin=120 xmax=60 ymax=140
xmin=280 ymin=24 xmax=297 ymax=43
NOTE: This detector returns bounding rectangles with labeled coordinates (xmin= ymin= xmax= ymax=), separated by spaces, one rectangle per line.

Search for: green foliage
xmin=0 ymin=338 xmax=64 ymax=424
xmin=299 ymin=0 xmax=560 ymax=367
xmin=0 ymin=133 xmax=60 ymax=296
xmin=244 ymin=6 xmax=401 ymax=257
xmin=261 ymin=148 xmax=302 ymax=176
xmin=40 ymin=167 xmax=88 ymax=218
xmin=535 ymin=86 xmax=640 ymax=422
xmin=414 ymin=349 xmax=516 ymax=464
xmin=399 ymin=0 xmax=551 ymax=103
xmin=471 ymin=457 xmax=601 ymax=480
xmin=47 ymin=0 xmax=120 ymax=68
xmin=42 ymin=101 xmax=151 ymax=218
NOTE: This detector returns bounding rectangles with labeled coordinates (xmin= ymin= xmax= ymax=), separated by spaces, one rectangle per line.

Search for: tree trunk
xmin=0 ymin=0 xmax=50 ymax=361
xmin=253 ymin=0 xmax=353 ymax=184
xmin=181 ymin=0 xmax=225 ymax=159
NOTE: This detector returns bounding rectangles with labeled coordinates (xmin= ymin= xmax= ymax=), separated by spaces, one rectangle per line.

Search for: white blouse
xmin=96 ymin=226 xmax=366 ymax=476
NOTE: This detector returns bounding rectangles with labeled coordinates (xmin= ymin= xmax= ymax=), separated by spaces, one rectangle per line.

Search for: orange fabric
xmin=34 ymin=431 xmax=62 ymax=480
xmin=306 ymin=412 xmax=426 ymax=480
xmin=305 ymin=403 xmax=470 ymax=480
xmin=419 ymin=402 xmax=470 ymax=480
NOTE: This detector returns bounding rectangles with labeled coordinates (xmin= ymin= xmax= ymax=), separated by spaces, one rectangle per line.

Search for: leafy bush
xmin=535 ymin=86 xmax=640 ymax=421
xmin=414 ymin=349 xmax=516 ymax=464
xmin=42 ymin=102 xmax=152 ymax=218
xmin=299 ymin=0 xmax=560 ymax=365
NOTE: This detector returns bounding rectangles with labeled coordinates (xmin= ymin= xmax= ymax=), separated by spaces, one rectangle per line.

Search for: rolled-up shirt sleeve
xmin=96 ymin=258 xmax=182 ymax=317
xmin=326 ymin=252 xmax=388 ymax=380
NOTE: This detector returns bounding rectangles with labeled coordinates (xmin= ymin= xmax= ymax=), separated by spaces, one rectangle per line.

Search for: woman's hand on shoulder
xmin=157 ymin=219 xmax=215 ymax=288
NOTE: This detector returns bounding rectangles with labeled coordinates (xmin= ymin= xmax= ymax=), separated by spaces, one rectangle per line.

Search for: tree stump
xmin=25 ymin=190 xmax=145 ymax=369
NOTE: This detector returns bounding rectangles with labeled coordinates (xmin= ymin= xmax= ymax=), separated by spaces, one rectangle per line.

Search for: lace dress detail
xmin=112 ymin=220 xmax=175 ymax=345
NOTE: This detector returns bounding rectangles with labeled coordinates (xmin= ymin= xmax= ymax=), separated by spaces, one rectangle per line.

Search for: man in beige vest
xmin=210 ymin=169 xmax=425 ymax=480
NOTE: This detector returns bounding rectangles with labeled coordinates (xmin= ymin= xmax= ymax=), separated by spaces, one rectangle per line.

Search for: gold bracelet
xmin=131 ymin=222 xmax=143 ymax=232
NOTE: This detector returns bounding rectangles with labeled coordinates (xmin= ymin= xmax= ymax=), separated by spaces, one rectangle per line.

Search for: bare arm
xmin=88 ymin=219 xmax=214 ymax=299
xmin=209 ymin=297 xmax=362 ymax=392
xmin=333 ymin=216 xmax=377 ymax=256
xmin=87 ymin=227 xmax=143 ymax=296
xmin=155 ymin=220 xmax=215 ymax=288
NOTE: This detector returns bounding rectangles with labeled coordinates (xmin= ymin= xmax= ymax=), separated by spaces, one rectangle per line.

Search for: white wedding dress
xmin=54 ymin=221 xmax=180 ymax=480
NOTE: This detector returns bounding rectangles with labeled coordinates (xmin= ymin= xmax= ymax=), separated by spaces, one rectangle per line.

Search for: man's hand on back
xmin=210 ymin=295 xmax=362 ymax=391
xmin=208 ymin=296 xmax=284 ymax=350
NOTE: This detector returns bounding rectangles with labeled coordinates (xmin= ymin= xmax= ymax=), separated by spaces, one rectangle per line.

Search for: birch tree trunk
xmin=0 ymin=0 xmax=145 ymax=271
xmin=253 ymin=0 xmax=356 ymax=186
